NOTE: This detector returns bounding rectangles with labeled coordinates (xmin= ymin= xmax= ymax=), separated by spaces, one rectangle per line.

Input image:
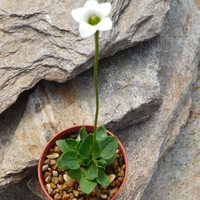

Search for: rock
xmin=0 ymin=0 xmax=170 ymax=114
xmin=100 ymin=194 xmax=108 ymax=199
xmin=47 ymin=153 xmax=59 ymax=159
xmin=116 ymin=0 xmax=200 ymax=199
xmin=52 ymin=177 xmax=59 ymax=185
xmin=42 ymin=165 xmax=49 ymax=172
xmin=54 ymin=193 xmax=61 ymax=200
xmin=0 ymin=181 xmax=41 ymax=200
xmin=52 ymin=171 xmax=58 ymax=177
xmin=50 ymin=183 xmax=57 ymax=190
xmin=0 ymin=30 xmax=161 ymax=189
xmin=141 ymin=71 xmax=200 ymax=200
xmin=109 ymin=188 xmax=118 ymax=197
xmin=14 ymin=0 xmax=200 ymax=199
xmin=45 ymin=176 xmax=51 ymax=184
xmin=72 ymin=190 xmax=79 ymax=197
xmin=46 ymin=184 xmax=53 ymax=195
xmin=63 ymin=173 xmax=75 ymax=188
xmin=109 ymin=174 xmax=116 ymax=183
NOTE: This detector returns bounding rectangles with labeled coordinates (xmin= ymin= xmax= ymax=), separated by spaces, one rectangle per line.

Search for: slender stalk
xmin=93 ymin=31 xmax=99 ymax=144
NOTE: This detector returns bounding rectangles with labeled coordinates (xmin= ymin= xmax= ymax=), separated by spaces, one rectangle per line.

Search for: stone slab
xmin=0 ymin=0 xmax=170 ymax=114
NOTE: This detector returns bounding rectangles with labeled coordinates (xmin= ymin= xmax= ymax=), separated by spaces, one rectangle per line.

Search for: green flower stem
xmin=93 ymin=31 xmax=99 ymax=144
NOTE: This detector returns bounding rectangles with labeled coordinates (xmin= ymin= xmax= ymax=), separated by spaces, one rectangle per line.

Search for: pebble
xmin=52 ymin=163 xmax=58 ymax=170
xmin=46 ymin=184 xmax=53 ymax=194
xmin=121 ymin=164 xmax=126 ymax=170
xmin=118 ymin=177 xmax=124 ymax=182
xmin=50 ymin=183 xmax=57 ymax=189
xmin=73 ymin=190 xmax=79 ymax=197
xmin=54 ymin=193 xmax=62 ymax=200
xmin=112 ymin=160 xmax=118 ymax=169
xmin=47 ymin=153 xmax=60 ymax=159
xmin=62 ymin=194 xmax=70 ymax=200
xmin=44 ymin=172 xmax=51 ymax=178
xmin=52 ymin=177 xmax=59 ymax=185
xmin=42 ymin=165 xmax=49 ymax=172
xmin=50 ymin=159 xmax=57 ymax=166
xmin=53 ymin=189 xmax=60 ymax=195
xmin=109 ymin=174 xmax=116 ymax=183
xmin=49 ymin=148 xmax=55 ymax=154
xmin=69 ymin=193 xmax=74 ymax=199
xmin=55 ymin=146 xmax=61 ymax=153
xmin=44 ymin=159 xmax=50 ymax=165
xmin=63 ymin=173 xmax=75 ymax=187
xmin=115 ymin=180 xmax=121 ymax=187
xmin=45 ymin=176 xmax=52 ymax=183
xmin=118 ymin=170 xmax=125 ymax=177
xmin=100 ymin=194 xmax=108 ymax=199
xmin=60 ymin=183 xmax=67 ymax=191
xmin=59 ymin=175 xmax=64 ymax=184
xmin=53 ymin=170 xmax=58 ymax=177
xmin=109 ymin=188 xmax=118 ymax=197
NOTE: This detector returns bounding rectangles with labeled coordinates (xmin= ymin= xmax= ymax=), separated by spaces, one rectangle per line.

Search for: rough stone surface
xmin=115 ymin=0 xmax=200 ymax=199
xmin=0 ymin=0 xmax=170 ymax=114
xmin=25 ymin=0 xmax=200 ymax=199
xmin=0 ymin=180 xmax=40 ymax=200
xmin=141 ymin=71 xmax=200 ymax=200
xmin=0 ymin=38 xmax=161 ymax=190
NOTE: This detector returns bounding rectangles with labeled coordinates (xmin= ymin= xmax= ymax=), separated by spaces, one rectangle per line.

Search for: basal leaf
xmin=96 ymin=126 xmax=107 ymax=141
xmin=68 ymin=168 xmax=82 ymax=181
xmin=85 ymin=160 xmax=98 ymax=180
xmin=79 ymin=126 xmax=88 ymax=140
xmin=61 ymin=151 xmax=80 ymax=169
xmin=100 ymin=136 xmax=118 ymax=160
xmin=79 ymin=134 xmax=93 ymax=160
xmin=105 ymin=154 xmax=116 ymax=166
xmin=92 ymin=140 xmax=101 ymax=158
xmin=80 ymin=176 xmax=97 ymax=194
xmin=57 ymin=157 xmax=68 ymax=170
xmin=56 ymin=140 xmax=69 ymax=153
xmin=97 ymin=169 xmax=110 ymax=187
xmin=56 ymin=139 xmax=78 ymax=153
xmin=97 ymin=159 xmax=107 ymax=168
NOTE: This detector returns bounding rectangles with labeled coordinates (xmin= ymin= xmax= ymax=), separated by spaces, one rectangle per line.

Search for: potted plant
xmin=38 ymin=1 xmax=128 ymax=199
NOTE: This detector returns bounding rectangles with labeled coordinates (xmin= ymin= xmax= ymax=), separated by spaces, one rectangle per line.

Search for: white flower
xmin=71 ymin=0 xmax=112 ymax=38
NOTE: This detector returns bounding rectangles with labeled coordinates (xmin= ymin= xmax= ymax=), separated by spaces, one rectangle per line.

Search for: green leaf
xmin=56 ymin=140 xmax=69 ymax=153
xmin=79 ymin=126 xmax=88 ymax=140
xmin=57 ymin=157 xmax=68 ymax=170
xmin=96 ymin=126 xmax=107 ymax=141
xmin=97 ymin=169 xmax=110 ymax=187
xmin=82 ymin=159 xmax=90 ymax=166
xmin=61 ymin=151 xmax=80 ymax=169
xmin=79 ymin=134 xmax=93 ymax=160
xmin=56 ymin=139 xmax=78 ymax=153
xmin=100 ymin=136 xmax=118 ymax=160
xmin=97 ymin=159 xmax=107 ymax=168
xmin=80 ymin=176 xmax=97 ymax=194
xmin=105 ymin=154 xmax=116 ymax=166
xmin=68 ymin=168 xmax=82 ymax=181
xmin=85 ymin=160 xmax=98 ymax=180
xmin=76 ymin=134 xmax=81 ymax=142
xmin=92 ymin=140 xmax=101 ymax=158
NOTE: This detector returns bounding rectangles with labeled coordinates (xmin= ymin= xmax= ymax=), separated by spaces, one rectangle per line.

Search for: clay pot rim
xmin=38 ymin=124 xmax=128 ymax=200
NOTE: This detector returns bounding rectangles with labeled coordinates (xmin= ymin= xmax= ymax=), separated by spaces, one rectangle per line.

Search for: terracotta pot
xmin=38 ymin=125 xmax=128 ymax=200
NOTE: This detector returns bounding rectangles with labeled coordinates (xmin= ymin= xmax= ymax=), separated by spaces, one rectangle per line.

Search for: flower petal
xmin=84 ymin=0 xmax=98 ymax=9
xmin=96 ymin=3 xmax=112 ymax=18
xmin=96 ymin=17 xmax=112 ymax=31
xmin=71 ymin=8 xmax=87 ymax=23
xmin=79 ymin=22 xmax=97 ymax=38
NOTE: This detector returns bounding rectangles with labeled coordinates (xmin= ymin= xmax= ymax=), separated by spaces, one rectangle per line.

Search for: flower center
xmin=88 ymin=15 xmax=101 ymax=26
